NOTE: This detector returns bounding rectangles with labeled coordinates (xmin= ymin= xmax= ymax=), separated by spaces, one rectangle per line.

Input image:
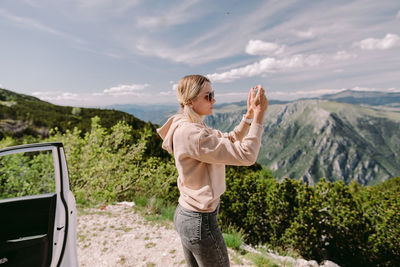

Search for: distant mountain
xmin=3 ymin=87 xmax=399 ymax=185
xmin=108 ymin=100 xmax=290 ymax=125
xmin=106 ymin=104 xmax=180 ymax=125
xmin=317 ymin=89 xmax=400 ymax=107
xmin=110 ymin=90 xmax=400 ymax=125
xmin=204 ymin=100 xmax=400 ymax=185
xmin=107 ymin=90 xmax=400 ymax=185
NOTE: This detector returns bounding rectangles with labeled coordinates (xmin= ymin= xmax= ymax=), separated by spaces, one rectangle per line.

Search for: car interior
xmin=0 ymin=194 xmax=57 ymax=267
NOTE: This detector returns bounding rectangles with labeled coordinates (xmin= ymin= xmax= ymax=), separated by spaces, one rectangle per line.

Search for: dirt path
xmin=77 ymin=203 xmax=340 ymax=267
xmin=77 ymin=203 xmax=253 ymax=267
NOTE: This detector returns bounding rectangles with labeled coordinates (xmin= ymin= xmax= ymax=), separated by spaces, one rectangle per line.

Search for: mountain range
xmin=111 ymin=89 xmax=400 ymax=185
xmin=1 ymin=88 xmax=399 ymax=185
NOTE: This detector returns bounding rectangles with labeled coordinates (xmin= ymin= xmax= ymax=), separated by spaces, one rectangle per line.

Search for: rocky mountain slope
xmin=204 ymin=99 xmax=400 ymax=185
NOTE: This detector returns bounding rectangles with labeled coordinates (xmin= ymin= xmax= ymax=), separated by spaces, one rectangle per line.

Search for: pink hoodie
xmin=157 ymin=113 xmax=264 ymax=212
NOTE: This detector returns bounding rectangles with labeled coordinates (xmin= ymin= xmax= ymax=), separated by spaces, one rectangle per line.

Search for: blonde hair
xmin=177 ymin=74 xmax=210 ymax=123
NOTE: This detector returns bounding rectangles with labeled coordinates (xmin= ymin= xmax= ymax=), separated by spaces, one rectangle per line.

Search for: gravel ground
xmin=76 ymin=203 xmax=253 ymax=267
xmin=77 ymin=203 xmax=340 ymax=267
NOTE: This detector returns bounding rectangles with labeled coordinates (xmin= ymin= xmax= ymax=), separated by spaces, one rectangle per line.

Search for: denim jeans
xmin=174 ymin=204 xmax=230 ymax=267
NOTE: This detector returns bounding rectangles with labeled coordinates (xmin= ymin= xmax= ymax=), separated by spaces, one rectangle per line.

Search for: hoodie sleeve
xmin=188 ymin=122 xmax=264 ymax=166
xmin=212 ymin=120 xmax=250 ymax=143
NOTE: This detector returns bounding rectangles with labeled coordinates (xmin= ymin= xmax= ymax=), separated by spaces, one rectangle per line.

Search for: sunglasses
xmin=204 ymin=91 xmax=215 ymax=102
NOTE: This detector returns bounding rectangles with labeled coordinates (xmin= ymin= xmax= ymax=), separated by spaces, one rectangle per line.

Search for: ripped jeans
xmin=174 ymin=204 xmax=230 ymax=267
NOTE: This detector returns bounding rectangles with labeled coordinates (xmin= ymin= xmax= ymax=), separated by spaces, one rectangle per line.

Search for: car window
xmin=0 ymin=150 xmax=56 ymax=199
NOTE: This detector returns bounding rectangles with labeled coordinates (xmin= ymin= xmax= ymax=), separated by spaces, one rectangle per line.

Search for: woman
xmin=157 ymin=74 xmax=268 ymax=267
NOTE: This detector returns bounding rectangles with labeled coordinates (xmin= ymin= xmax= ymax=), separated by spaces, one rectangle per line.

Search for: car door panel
xmin=0 ymin=142 xmax=78 ymax=267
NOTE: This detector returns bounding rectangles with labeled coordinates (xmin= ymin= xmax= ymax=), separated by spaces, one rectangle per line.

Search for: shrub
xmin=221 ymin=171 xmax=399 ymax=267
xmin=47 ymin=116 xmax=177 ymax=204
xmin=358 ymin=177 xmax=400 ymax=266
xmin=281 ymin=179 xmax=372 ymax=266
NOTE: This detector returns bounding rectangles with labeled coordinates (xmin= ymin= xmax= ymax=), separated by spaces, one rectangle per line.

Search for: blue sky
xmin=1 ymin=0 xmax=399 ymax=107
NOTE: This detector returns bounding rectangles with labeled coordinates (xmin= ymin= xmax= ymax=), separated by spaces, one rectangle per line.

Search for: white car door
xmin=0 ymin=142 xmax=78 ymax=267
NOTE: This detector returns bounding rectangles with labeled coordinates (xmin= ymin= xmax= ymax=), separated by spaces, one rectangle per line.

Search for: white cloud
xmin=245 ymin=40 xmax=285 ymax=56
xmin=135 ymin=41 xmax=201 ymax=64
xmin=334 ymin=69 xmax=344 ymax=73
xmin=159 ymin=91 xmax=174 ymax=96
xmin=387 ymin=87 xmax=400 ymax=92
xmin=208 ymin=45 xmax=359 ymax=83
xmin=397 ymin=10 xmax=400 ymax=19
xmin=332 ymin=50 xmax=357 ymax=61
xmin=293 ymin=29 xmax=315 ymax=39
xmin=159 ymin=83 xmax=178 ymax=96
xmin=216 ymin=92 xmax=248 ymax=97
xmin=32 ymin=91 xmax=79 ymax=101
xmin=32 ymin=88 xmax=157 ymax=106
xmin=101 ymin=83 xmax=150 ymax=96
xmin=271 ymin=88 xmax=346 ymax=98
xmin=74 ymin=0 xmax=140 ymax=17
xmin=137 ymin=15 xmax=186 ymax=29
xmin=77 ymin=0 xmax=137 ymax=9
xmin=354 ymin=33 xmax=400 ymax=50
xmin=136 ymin=0 xmax=200 ymax=29
xmin=208 ymin=54 xmax=324 ymax=83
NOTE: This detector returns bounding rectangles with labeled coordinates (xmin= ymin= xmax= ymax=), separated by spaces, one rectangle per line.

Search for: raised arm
xmin=175 ymin=85 xmax=268 ymax=166
xmin=213 ymin=86 xmax=267 ymax=142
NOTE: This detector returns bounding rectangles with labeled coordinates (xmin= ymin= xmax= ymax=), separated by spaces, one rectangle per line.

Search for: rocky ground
xmin=76 ymin=202 xmax=340 ymax=267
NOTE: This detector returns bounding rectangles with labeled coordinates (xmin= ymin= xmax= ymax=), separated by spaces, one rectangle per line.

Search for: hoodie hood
xmin=157 ymin=113 xmax=188 ymax=154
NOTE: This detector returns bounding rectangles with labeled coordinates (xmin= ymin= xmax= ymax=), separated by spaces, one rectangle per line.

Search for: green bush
xmin=280 ymin=179 xmax=372 ymax=266
xmin=358 ymin=177 xmax=400 ymax=266
xmin=46 ymin=116 xmax=177 ymax=204
xmin=223 ymin=229 xmax=244 ymax=250
xmin=221 ymin=171 xmax=399 ymax=267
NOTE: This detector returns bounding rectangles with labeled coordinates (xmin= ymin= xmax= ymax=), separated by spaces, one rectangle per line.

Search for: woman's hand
xmin=253 ymin=85 xmax=268 ymax=124
xmin=245 ymin=86 xmax=257 ymax=119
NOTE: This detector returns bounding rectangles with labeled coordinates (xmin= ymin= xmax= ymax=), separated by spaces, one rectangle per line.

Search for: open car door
xmin=0 ymin=142 xmax=78 ymax=267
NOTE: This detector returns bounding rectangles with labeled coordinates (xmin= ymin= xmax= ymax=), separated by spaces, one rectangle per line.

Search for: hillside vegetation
xmin=0 ymin=88 xmax=167 ymax=158
xmin=1 ymin=117 xmax=398 ymax=267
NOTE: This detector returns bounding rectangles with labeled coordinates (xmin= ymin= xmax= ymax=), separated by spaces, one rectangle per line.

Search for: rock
xmin=320 ymin=260 xmax=340 ymax=267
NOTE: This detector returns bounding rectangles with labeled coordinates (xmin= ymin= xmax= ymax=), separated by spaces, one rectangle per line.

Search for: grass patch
xmin=222 ymin=230 xmax=243 ymax=250
xmin=145 ymin=242 xmax=156 ymax=248
xmin=134 ymin=196 xmax=175 ymax=224
xmin=161 ymin=205 xmax=175 ymax=221
xmin=116 ymin=226 xmax=133 ymax=232
xmin=118 ymin=255 xmax=127 ymax=265
xmin=245 ymin=253 xmax=280 ymax=267
xmin=133 ymin=196 xmax=149 ymax=207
